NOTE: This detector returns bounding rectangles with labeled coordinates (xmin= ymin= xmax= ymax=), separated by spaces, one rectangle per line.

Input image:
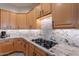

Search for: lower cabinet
xmin=27 ymin=43 xmax=48 ymax=56
xmin=0 ymin=40 xmax=14 ymax=55
xmin=25 ymin=41 xmax=29 ymax=55
xmin=13 ymin=38 xmax=26 ymax=53
xmin=0 ymin=38 xmax=48 ymax=56
xmin=34 ymin=47 xmax=48 ymax=56
xmin=28 ymin=43 xmax=35 ymax=56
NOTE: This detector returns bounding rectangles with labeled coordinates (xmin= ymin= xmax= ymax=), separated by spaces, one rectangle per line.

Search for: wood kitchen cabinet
xmin=29 ymin=10 xmax=36 ymax=29
xmin=28 ymin=43 xmax=35 ymax=56
xmin=28 ymin=42 xmax=48 ymax=56
xmin=41 ymin=3 xmax=52 ymax=16
xmin=34 ymin=4 xmax=42 ymax=19
xmin=25 ymin=41 xmax=29 ymax=55
xmin=36 ymin=18 xmax=41 ymax=29
xmin=1 ymin=9 xmax=10 ymax=29
xmin=26 ymin=10 xmax=36 ymax=29
xmin=26 ymin=12 xmax=31 ymax=29
xmin=10 ymin=12 xmax=17 ymax=29
xmin=34 ymin=3 xmax=52 ymax=19
xmin=34 ymin=47 xmax=48 ymax=56
xmin=52 ymin=3 xmax=77 ymax=29
xmin=0 ymin=40 xmax=14 ymax=55
xmin=76 ymin=4 xmax=79 ymax=28
xmin=16 ymin=13 xmax=27 ymax=29
xmin=13 ymin=38 xmax=26 ymax=53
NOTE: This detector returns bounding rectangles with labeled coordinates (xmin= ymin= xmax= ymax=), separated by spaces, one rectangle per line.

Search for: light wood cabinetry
xmin=13 ymin=38 xmax=26 ymax=53
xmin=25 ymin=41 xmax=29 ymax=55
xmin=0 ymin=40 xmax=14 ymax=55
xmin=1 ymin=9 xmax=10 ymax=29
xmin=34 ymin=3 xmax=51 ymax=19
xmin=0 ymin=38 xmax=48 ymax=56
xmin=26 ymin=13 xmax=31 ymax=29
xmin=41 ymin=3 xmax=52 ymax=16
xmin=10 ymin=12 xmax=17 ymax=29
xmin=28 ymin=42 xmax=48 ymax=56
xmin=16 ymin=13 xmax=27 ymax=29
xmin=28 ymin=43 xmax=35 ymax=56
xmin=34 ymin=4 xmax=42 ymax=19
xmin=26 ymin=9 xmax=36 ymax=29
xmin=31 ymin=10 xmax=37 ymax=29
xmin=36 ymin=18 xmax=41 ymax=29
xmin=76 ymin=4 xmax=79 ymax=28
xmin=52 ymin=3 xmax=77 ymax=28
xmin=0 ymin=3 xmax=77 ymax=29
xmin=34 ymin=47 xmax=48 ymax=56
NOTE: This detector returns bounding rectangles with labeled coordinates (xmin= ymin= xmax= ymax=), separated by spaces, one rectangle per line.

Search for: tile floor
xmin=8 ymin=53 xmax=24 ymax=56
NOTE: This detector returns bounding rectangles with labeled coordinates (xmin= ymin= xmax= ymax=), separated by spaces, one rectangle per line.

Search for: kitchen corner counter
xmin=0 ymin=36 xmax=79 ymax=56
xmin=49 ymin=44 xmax=79 ymax=56
xmin=21 ymin=36 xmax=56 ymax=56
xmin=0 ymin=36 xmax=56 ymax=56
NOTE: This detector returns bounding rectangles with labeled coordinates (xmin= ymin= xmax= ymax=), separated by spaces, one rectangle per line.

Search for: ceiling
xmin=11 ymin=3 xmax=38 ymax=7
xmin=0 ymin=3 xmax=39 ymax=13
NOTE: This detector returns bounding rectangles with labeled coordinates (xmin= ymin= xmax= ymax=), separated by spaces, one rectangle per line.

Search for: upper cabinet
xmin=52 ymin=3 xmax=77 ymax=29
xmin=10 ymin=12 xmax=17 ymax=29
xmin=41 ymin=3 xmax=52 ymax=16
xmin=26 ymin=9 xmax=36 ymax=29
xmin=1 ymin=9 xmax=10 ymax=29
xmin=16 ymin=13 xmax=27 ymax=29
xmin=0 ymin=3 xmax=78 ymax=29
xmin=34 ymin=4 xmax=42 ymax=19
xmin=34 ymin=3 xmax=52 ymax=19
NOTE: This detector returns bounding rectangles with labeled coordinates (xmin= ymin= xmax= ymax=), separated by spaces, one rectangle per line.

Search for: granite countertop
xmin=49 ymin=44 xmax=79 ymax=56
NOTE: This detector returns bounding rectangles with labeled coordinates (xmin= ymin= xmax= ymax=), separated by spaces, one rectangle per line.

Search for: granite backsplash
xmin=0 ymin=29 xmax=79 ymax=47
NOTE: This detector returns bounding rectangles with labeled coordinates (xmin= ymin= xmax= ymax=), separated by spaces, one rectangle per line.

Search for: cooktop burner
xmin=32 ymin=38 xmax=57 ymax=49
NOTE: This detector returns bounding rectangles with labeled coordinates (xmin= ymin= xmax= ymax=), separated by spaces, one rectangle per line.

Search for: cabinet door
xmin=1 ymin=9 xmax=10 ymax=29
xmin=34 ymin=47 xmax=48 ymax=56
xmin=0 ymin=40 xmax=14 ymax=55
xmin=76 ymin=4 xmax=79 ymax=28
xmin=16 ymin=13 xmax=27 ymax=29
xmin=53 ymin=3 xmax=76 ymax=28
xmin=10 ymin=12 xmax=17 ymax=29
xmin=26 ymin=10 xmax=36 ymax=29
xmin=36 ymin=19 xmax=41 ymax=29
xmin=29 ymin=10 xmax=36 ymax=29
xmin=25 ymin=42 xmax=28 ymax=55
xmin=41 ymin=3 xmax=52 ymax=16
xmin=28 ymin=43 xmax=34 ymax=56
xmin=34 ymin=4 xmax=41 ymax=19
xmin=26 ymin=13 xmax=30 ymax=29
xmin=14 ymin=39 xmax=26 ymax=52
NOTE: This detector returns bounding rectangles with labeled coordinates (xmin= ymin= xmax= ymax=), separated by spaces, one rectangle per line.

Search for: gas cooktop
xmin=32 ymin=38 xmax=57 ymax=49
